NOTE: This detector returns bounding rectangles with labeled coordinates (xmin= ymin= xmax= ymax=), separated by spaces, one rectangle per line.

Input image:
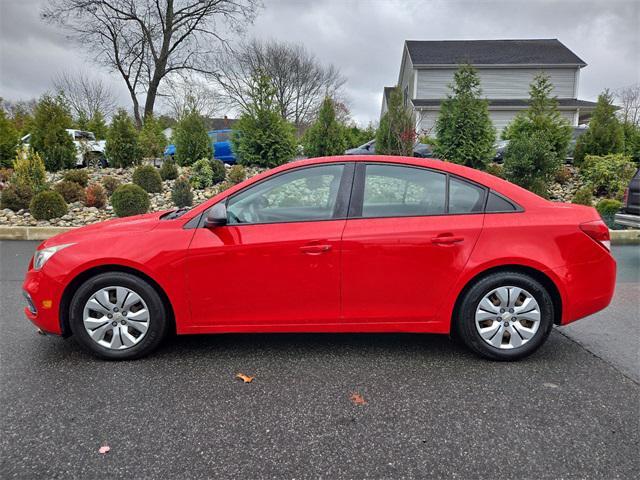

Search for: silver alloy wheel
xmin=82 ymin=286 xmax=150 ymax=350
xmin=474 ymin=286 xmax=541 ymax=350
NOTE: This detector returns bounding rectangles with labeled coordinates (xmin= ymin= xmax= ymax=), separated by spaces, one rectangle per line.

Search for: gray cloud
xmin=1 ymin=0 xmax=639 ymax=125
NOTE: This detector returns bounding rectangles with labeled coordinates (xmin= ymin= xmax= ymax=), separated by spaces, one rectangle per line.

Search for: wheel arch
xmin=58 ymin=264 xmax=176 ymax=337
xmin=450 ymin=264 xmax=563 ymax=334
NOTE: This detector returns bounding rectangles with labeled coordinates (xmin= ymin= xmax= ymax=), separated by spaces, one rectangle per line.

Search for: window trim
xmin=199 ymin=162 xmax=355 ymax=228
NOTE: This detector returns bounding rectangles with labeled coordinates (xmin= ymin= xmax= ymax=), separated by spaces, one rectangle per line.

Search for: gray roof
xmin=412 ymin=98 xmax=598 ymax=108
xmin=405 ymin=39 xmax=586 ymax=66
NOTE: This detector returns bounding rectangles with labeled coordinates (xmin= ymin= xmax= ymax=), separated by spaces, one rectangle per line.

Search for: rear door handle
xmin=431 ymin=235 xmax=464 ymax=245
xmin=300 ymin=244 xmax=332 ymax=255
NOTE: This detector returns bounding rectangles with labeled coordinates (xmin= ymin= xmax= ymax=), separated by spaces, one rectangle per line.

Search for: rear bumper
xmin=614 ymin=212 xmax=640 ymax=229
xmin=22 ymin=268 xmax=65 ymax=335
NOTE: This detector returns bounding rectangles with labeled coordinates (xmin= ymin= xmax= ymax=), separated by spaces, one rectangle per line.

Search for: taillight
xmin=580 ymin=220 xmax=611 ymax=251
xmin=622 ymin=188 xmax=629 ymax=207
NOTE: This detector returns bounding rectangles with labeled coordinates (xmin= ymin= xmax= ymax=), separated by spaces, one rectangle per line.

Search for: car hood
xmin=40 ymin=211 xmax=169 ymax=249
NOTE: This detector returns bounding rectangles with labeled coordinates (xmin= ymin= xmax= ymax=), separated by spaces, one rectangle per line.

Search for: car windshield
xmin=75 ymin=131 xmax=96 ymax=141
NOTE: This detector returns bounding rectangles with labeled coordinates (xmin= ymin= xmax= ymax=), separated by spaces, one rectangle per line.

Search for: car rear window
xmin=485 ymin=191 xmax=517 ymax=212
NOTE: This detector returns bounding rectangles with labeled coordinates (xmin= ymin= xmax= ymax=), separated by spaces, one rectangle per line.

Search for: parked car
xmin=493 ymin=140 xmax=509 ymax=163
xmin=345 ymin=139 xmax=435 ymax=158
xmin=614 ymin=168 xmax=640 ymax=228
xmin=23 ymin=156 xmax=615 ymax=361
xmin=21 ymin=129 xmax=108 ymax=167
xmin=493 ymin=126 xmax=588 ymax=164
xmin=164 ymin=129 xmax=236 ymax=164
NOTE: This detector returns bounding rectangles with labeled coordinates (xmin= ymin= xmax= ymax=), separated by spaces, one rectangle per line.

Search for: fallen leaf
xmin=350 ymin=393 xmax=367 ymax=405
xmin=235 ymin=373 xmax=254 ymax=383
xmin=98 ymin=445 xmax=110 ymax=454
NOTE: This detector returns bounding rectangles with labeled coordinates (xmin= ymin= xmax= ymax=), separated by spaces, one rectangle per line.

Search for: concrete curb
xmin=0 ymin=225 xmax=639 ymax=244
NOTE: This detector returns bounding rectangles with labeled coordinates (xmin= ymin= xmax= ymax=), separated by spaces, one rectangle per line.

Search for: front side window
xmin=227 ymin=164 xmax=345 ymax=224
xmin=361 ymin=164 xmax=446 ymax=218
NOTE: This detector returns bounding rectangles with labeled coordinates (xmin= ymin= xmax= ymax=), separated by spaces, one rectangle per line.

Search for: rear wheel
xmin=69 ymin=272 xmax=168 ymax=360
xmin=456 ymin=272 xmax=554 ymax=361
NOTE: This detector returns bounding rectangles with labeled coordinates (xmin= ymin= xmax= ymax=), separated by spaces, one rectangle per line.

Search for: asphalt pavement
xmin=1 ymin=240 xmax=638 ymax=479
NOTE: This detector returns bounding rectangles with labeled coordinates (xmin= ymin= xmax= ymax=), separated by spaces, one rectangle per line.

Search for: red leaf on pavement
xmin=350 ymin=393 xmax=367 ymax=405
xmin=235 ymin=373 xmax=255 ymax=383
xmin=98 ymin=445 xmax=110 ymax=454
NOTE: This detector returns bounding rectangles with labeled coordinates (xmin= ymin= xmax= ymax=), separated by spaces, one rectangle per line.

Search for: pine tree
xmin=87 ymin=111 xmax=108 ymax=140
xmin=303 ymin=97 xmax=347 ymax=157
xmin=29 ymin=94 xmax=76 ymax=171
xmin=139 ymin=114 xmax=167 ymax=158
xmin=573 ymin=90 xmax=624 ymax=165
xmin=0 ymin=109 xmax=19 ymax=168
xmin=173 ymin=110 xmax=212 ymax=166
xmin=433 ymin=64 xmax=495 ymax=168
xmin=105 ymin=109 xmax=142 ymax=168
xmin=376 ymin=86 xmax=415 ymax=156
xmin=75 ymin=111 xmax=89 ymax=130
xmin=232 ymin=73 xmax=297 ymax=168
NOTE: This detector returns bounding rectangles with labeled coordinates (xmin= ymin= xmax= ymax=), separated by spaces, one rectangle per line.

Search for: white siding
xmin=416 ymin=67 xmax=578 ymax=99
xmin=417 ymin=111 xmax=439 ymax=135
xmin=400 ymin=51 xmax=414 ymax=100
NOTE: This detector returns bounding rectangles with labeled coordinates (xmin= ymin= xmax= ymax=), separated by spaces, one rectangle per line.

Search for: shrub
xmin=503 ymin=132 xmax=558 ymax=197
xmin=0 ymin=109 xmax=19 ymax=168
xmin=171 ymin=177 xmax=193 ymax=208
xmin=484 ymin=163 xmax=504 ymax=178
xmin=105 ymin=109 xmax=142 ymax=168
xmin=0 ymin=167 xmax=12 ymax=185
xmin=139 ymin=114 xmax=167 ymax=158
xmin=596 ymin=198 xmax=623 ymax=229
xmin=579 ymin=154 xmax=636 ymax=197
xmin=63 ymin=169 xmax=89 ymax=187
xmin=12 ymin=149 xmax=47 ymax=193
xmin=574 ymin=91 xmax=624 ymax=166
xmin=111 ymin=184 xmax=150 ymax=217
xmin=132 ymin=165 xmax=163 ymax=193
xmin=30 ymin=190 xmax=68 ymax=220
xmin=210 ymin=159 xmax=226 ymax=184
xmin=217 ymin=180 xmax=234 ymax=192
xmin=228 ymin=164 xmax=246 ymax=184
xmin=84 ymin=183 xmax=107 ymax=208
xmin=572 ymin=187 xmax=593 ymax=206
xmin=190 ymin=158 xmax=214 ymax=189
xmin=87 ymin=111 xmax=108 ymax=140
xmin=173 ymin=111 xmax=212 ymax=166
xmin=101 ymin=176 xmax=120 ymax=196
xmin=159 ymin=158 xmax=178 ymax=180
xmin=303 ymin=97 xmax=348 ymax=157
xmin=29 ymin=94 xmax=76 ymax=171
xmin=54 ymin=180 xmax=86 ymax=203
xmin=377 ymin=87 xmax=416 ymax=157
xmin=0 ymin=183 xmax=33 ymax=211
xmin=554 ymin=165 xmax=572 ymax=184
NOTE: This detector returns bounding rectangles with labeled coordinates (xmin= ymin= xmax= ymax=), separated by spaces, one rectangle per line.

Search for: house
xmin=381 ymin=39 xmax=598 ymax=135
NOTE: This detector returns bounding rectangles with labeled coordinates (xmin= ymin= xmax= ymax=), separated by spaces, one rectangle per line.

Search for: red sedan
xmin=22 ymin=156 xmax=616 ymax=360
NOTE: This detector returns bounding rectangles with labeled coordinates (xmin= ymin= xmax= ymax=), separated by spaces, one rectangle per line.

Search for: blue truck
xmin=164 ymin=129 xmax=236 ymax=164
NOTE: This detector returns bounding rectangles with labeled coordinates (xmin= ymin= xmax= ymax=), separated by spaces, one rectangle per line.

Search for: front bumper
xmin=22 ymin=267 xmax=65 ymax=335
xmin=614 ymin=212 xmax=640 ymax=229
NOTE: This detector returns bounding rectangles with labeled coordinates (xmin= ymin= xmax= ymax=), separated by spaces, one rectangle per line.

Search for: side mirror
xmin=204 ymin=203 xmax=227 ymax=228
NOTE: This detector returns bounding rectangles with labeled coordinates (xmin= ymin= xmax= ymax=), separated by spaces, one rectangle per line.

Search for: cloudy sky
xmin=1 ymin=0 xmax=638 ymax=125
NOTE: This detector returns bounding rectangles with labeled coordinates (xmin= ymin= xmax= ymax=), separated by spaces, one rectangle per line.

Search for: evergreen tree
xmin=344 ymin=122 xmax=377 ymax=149
xmin=30 ymin=94 xmax=76 ymax=171
xmin=232 ymin=73 xmax=297 ymax=168
xmin=573 ymin=90 xmax=624 ymax=165
xmin=173 ymin=110 xmax=212 ymax=166
xmin=87 ymin=111 xmax=108 ymax=140
xmin=622 ymin=121 xmax=640 ymax=163
xmin=376 ymin=86 xmax=415 ymax=156
xmin=139 ymin=114 xmax=167 ymax=158
xmin=75 ymin=111 xmax=89 ymax=130
xmin=0 ymin=109 xmax=19 ymax=168
xmin=105 ymin=109 xmax=142 ymax=168
xmin=303 ymin=97 xmax=347 ymax=157
xmin=433 ymin=64 xmax=495 ymax=168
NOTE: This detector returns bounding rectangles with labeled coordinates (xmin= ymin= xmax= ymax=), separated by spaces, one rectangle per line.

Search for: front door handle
xmin=300 ymin=244 xmax=332 ymax=255
xmin=431 ymin=235 xmax=464 ymax=245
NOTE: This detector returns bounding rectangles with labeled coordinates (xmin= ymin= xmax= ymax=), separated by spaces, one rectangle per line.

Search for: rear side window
xmin=486 ymin=191 xmax=517 ymax=212
xmin=449 ymin=177 xmax=485 ymax=213
xmin=362 ymin=164 xmax=446 ymax=218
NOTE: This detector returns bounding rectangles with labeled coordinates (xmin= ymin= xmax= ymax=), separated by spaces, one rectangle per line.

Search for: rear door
xmin=341 ymin=163 xmax=485 ymax=324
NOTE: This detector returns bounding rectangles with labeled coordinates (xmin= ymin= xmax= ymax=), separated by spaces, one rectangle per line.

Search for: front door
xmin=186 ymin=163 xmax=353 ymax=327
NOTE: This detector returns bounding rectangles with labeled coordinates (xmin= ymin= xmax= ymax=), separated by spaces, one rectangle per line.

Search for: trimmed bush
xmin=0 ymin=183 xmax=33 ymax=211
xmin=171 ymin=177 xmax=193 ymax=208
xmin=102 ymin=176 xmax=120 ymax=196
xmin=159 ymin=159 xmax=179 ymax=181
xmin=228 ymin=164 xmax=246 ymax=184
xmin=132 ymin=165 xmax=163 ymax=193
xmin=30 ymin=190 xmax=68 ymax=220
xmin=84 ymin=183 xmax=107 ymax=208
xmin=579 ymin=154 xmax=636 ymax=198
xmin=484 ymin=163 xmax=504 ymax=179
xmin=173 ymin=111 xmax=212 ymax=166
xmin=554 ymin=165 xmax=572 ymax=184
xmin=54 ymin=180 xmax=86 ymax=203
xmin=63 ymin=169 xmax=89 ymax=187
xmin=12 ymin=149 xmax=47 ymax=193
xmin=111 ymin=184 xmax=150 ymax=217
xmin=572 ymin=187 xmax=593 ymax=206
xmin=596 ymin=198 xmax=623 ymax=229
xmin=105 ymin=109 xmax=142 ymax=168
xmin=210 ymin=159 xmax=226 ymax=184
xmin=190 ymin=158 xmax=214 ymax=189
xmin=503 ymin=132 xmax=557 ymax=197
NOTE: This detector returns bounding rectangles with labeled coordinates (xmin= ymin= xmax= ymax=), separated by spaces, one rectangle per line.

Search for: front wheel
xmin=69 ymin=272 xmax=168 ymax=360
xmin=456 ymin=272 xmax=554 ymax=361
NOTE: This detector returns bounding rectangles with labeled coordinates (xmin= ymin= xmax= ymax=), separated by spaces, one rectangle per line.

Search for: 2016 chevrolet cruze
xmin=22 ymin=156 xmax=616 ymax=360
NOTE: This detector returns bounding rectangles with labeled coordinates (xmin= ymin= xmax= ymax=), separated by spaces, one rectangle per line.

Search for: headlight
xmin=33 ymin=243 xmax=75 ymax=271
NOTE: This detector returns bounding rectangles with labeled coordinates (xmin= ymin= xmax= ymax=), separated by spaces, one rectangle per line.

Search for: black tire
xmin=69 ymin=272 xmax=168 ymax=360
xmin=456 ymin=271 xmax=554 ymax=361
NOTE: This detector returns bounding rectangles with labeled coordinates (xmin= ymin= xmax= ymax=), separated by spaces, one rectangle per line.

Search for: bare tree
xmin=53 ymin=70 xmax=117 ymax=119
xmin=215 ymin=39 xmax=345 ymax=128
xmin=616 ymin=84 xmax=640 ymax=126
xmin=159 ymin=72 xmax=219 ymax=119
xmin=43 ymin=0 xmax=259 ymax=126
